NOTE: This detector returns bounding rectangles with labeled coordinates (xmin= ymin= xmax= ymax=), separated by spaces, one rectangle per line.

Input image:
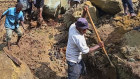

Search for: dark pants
xmin=67 ymin=60 xmax=87 ymax=79
xmin=23 ymin=2 xmax=32 ymax=15
xmin=122 ymin=0 xmax=134 ymax=13
xmin=34 ymin=0 xmax=44 ymax=8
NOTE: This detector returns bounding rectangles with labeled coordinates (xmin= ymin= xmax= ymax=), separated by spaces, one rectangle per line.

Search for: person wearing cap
xmin=122 ymin=0 xmax=136 ymax=16
xmin=66 ymin=18 xmax=104 ymax=79
xmin=0 ymin=2 xmax=25 ymax=50
xmin=68 ymin=0 xmax=81 ymax=8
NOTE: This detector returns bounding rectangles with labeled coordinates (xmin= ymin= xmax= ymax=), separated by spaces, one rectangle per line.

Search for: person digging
xmin=0 ymin=2 xmax=25 ymax=50
xmin=66 ymin=17 xmax=104 ymax=79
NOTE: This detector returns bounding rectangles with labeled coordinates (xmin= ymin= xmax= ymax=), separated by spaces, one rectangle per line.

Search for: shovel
xmin=86 ymin=8 xmax=115 ymax=67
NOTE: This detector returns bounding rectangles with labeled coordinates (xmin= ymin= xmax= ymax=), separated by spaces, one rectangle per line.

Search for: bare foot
xmin=13 ymin=42 xmax=20 ymax=48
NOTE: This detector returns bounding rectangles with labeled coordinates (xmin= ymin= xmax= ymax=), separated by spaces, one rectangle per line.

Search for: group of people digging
xmin=0 ymin=0 xmax=137 ymax=79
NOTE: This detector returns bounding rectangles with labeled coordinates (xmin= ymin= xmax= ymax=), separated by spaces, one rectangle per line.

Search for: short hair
xmin=16 ymin=2 xmax=23 ymax=9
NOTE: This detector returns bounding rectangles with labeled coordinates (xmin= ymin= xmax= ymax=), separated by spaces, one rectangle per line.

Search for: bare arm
xmin=0 ymin=15 xmax=5 ymax=21
xmin=89 ymin=45 xmax=100 ymax=52
xmin=82 ymin=5 xmax=88 ymax=18
xmin=89 ymin=41 xmax=104 ymax=53
xmin=0 ymin=9 xmax=9 ymax=21
xmin=20 ymin=21 xmax=25 ymax=30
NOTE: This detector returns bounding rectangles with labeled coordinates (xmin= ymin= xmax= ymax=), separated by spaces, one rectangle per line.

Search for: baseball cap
xmin=75 ymin=18 xmax=89 ymax=29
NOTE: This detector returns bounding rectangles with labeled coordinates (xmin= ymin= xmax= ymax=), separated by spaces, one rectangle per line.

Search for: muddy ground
xmin=0 ymin=1 xmax=68 ymax=79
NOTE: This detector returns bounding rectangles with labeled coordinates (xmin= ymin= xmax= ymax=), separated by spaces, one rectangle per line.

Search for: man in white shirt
xmin=66 ymin=18 xmax=104 ymax=79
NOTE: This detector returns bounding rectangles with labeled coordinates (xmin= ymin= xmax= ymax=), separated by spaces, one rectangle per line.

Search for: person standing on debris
xmin=0 ymin=2 xmax=25 ymax=50
xmin=66 ymin=17 xmax=104 ymax=79
xmin=122 ymin=0 xmax=136 ymax=16
xmin=34 ymin=0 xmax=44 ymax=22
xmin=17 ymin=0 xmax=32 ymax=19
xmin=68 ymin=0 xmax=81 ymax=8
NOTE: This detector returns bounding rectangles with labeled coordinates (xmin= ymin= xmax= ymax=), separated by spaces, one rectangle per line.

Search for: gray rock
xmin=88 ymin=0 xmax=123 ymax=14
xmin=43 ymin=0 xmax=68 ymax=17
xmin=128 ymin=58 xmax=135 ymax=62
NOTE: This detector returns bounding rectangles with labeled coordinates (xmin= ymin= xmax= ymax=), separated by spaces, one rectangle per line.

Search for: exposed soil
xmin=0 ymin=1 xmax=140 ymax=79
xmin=0 ymin=1 xmax=68 ymax=78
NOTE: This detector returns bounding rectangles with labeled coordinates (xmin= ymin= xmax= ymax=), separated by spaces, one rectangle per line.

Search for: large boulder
xmin=116 ymin=30 xmax=140 ymax=79
xmin=121 ymin=30 xmax=140 ymax=62
xmin=89 ymin=0 xmax=123 ymax=14
xmin=43 ymin=0 xmax=68 ymax=17
xmin=132 ymin=0 xmax=138 ymax=2
xmin=0 ymin=52 xmax=34 ymax=79
xmin=63 ymin=1 xmax=99 ymax=28
xmin=83 ymin=26 xmax=140 ymax=79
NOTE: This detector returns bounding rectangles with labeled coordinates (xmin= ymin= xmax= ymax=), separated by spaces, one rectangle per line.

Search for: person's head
xmin=76 ymin=18 xmax=89 ymax=35
xmin=15 ymin=2 xmax=23 ymax=13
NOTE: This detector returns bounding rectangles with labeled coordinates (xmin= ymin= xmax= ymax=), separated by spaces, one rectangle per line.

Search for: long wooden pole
xmin=86 ymin=9 xmax=114 ymax=67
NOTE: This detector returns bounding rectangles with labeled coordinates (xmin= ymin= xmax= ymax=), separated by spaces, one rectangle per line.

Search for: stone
xmin=128 ymin=58 xmax=135 ymax=62
xmin=63 ymin=1 xmax=99 ymax=28
xmin=43 ymin=0 xmax=68 ymax=17
xmin=121 ymin=30 xmax=140 ymax=57
xmin=88 ymin=0 xmax=123 ymax=14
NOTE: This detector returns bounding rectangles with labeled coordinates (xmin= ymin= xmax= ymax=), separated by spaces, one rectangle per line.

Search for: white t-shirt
xmin=66 ymin=23 xmax=89 ymax=63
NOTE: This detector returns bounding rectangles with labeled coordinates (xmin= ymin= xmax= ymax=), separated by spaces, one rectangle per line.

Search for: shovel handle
xmin=86 ymin=8 xmax=114 ymax=67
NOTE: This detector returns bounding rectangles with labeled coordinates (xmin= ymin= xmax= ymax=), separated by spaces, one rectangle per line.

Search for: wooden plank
xmin=3 ymin=48 xmax=21 ymax=67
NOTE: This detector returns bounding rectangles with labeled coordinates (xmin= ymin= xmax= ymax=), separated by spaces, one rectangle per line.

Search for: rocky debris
xmin=0 ymin=23 xmax=67 ymax=78
xmin=113 ymin=13 xmax=140 ymax=30
xmin=104 ymin=30 xmax=140 ymax=79
xmin=0 ymin=0 xmax=140 ymax=79
xmin=117 ymin=61 xmax=140 ymax=79
xmin=82 ymin=52 xmax=117 ymax=79
xmin=132 ymin=0 xmax=139 ymax=11
xmin=94 ymin=12 xmax=140 ymax=44
xmin=63 ymin=1 xmax=98 ymax=28
xmin=76 ymin=4 xmax=140 ymax=79
xmin=30 ymin=21 xmax=38 ymax=28
xmin=89 ymin=0 xmax=123 ymax=14
xmin=121 ymin=30 xmax=140 ymax=62
xmin=43 ymin=0 xmax=68 ymax=17
xmin=0 ymin=52 xmax=34 ymax=79
xmin=87 ymin=14 xmax=140 ymax=79
xmin=83 ymin=1 xmax=99 ymax=23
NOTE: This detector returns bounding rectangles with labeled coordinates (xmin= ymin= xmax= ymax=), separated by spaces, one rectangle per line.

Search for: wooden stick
xmin=3 ymin=48 xmax=21 ymax=66
xmin=4 ymin=51 xmax=21 ymax=66
xmin=86 ymin=8 xmax=114 ymax=67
